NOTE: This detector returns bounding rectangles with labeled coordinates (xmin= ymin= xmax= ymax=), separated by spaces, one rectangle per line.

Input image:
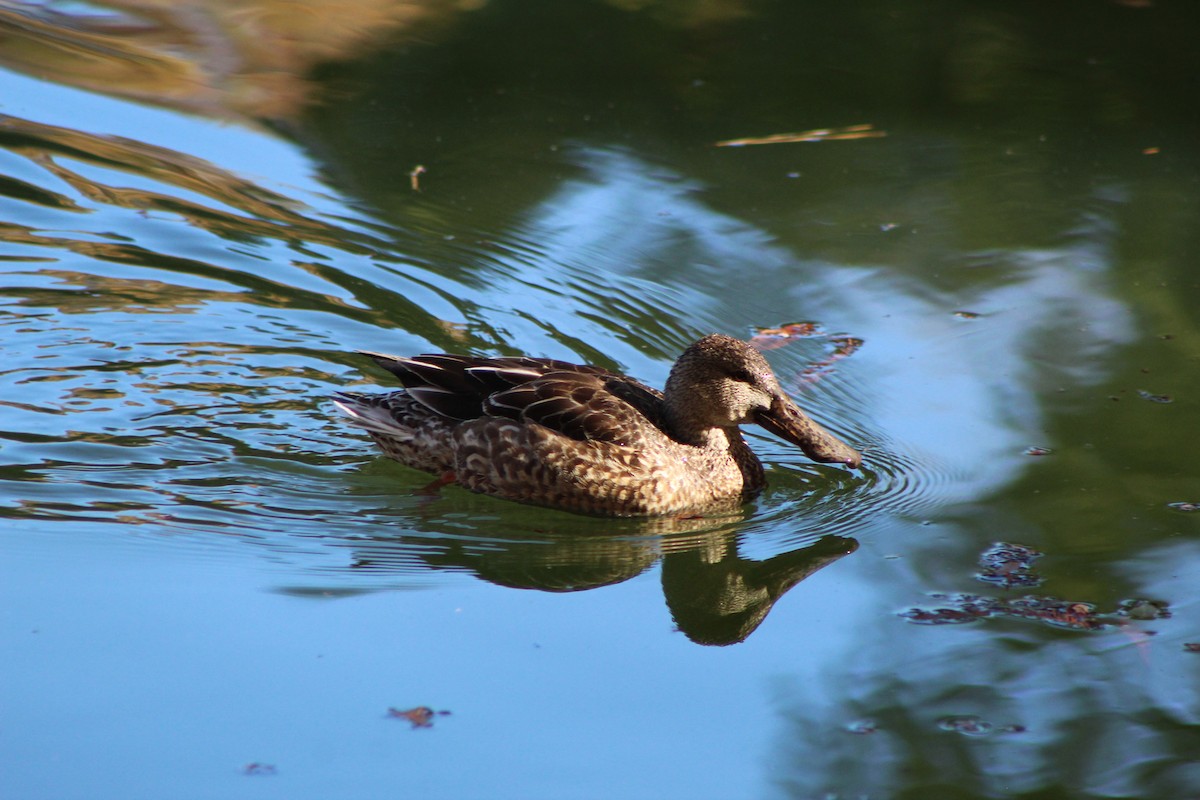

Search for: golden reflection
xmin=0 ymin=0 xmax=477 ymax=120
xmin=0 ymin=0 xmax=758 ymax=124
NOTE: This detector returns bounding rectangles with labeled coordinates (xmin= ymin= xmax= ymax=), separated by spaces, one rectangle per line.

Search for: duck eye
xmin=731 ymin=368 xmax=757 ymax=384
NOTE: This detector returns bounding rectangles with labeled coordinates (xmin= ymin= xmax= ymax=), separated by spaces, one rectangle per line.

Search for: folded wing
xmin=359 ymin=351 xmax=667 ymax=447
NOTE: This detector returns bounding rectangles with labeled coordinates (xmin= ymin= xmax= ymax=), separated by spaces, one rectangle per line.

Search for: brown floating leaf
xmin=899 ymin=600 xmax=991 ymax=625
xmin=409 ymin=165 xmax=427 ymax=192
xmin=1184 ymin=643 xmax=1200 ymax=653
xmin=388 ymin=706 xmax=451 ymax=729
xmin=750 ymin=322 xmax=820 ymax=350
xmin=902 ymin=593 xmax=1109 ymax=631
xmin=716 ymin=124 xmax=886 ymax=147
xmin=749 ymin=322 xmax=862 ymax=386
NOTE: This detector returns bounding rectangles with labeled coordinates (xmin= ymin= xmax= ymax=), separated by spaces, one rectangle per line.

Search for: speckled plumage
xmin=334 ymin=334 xmax=861 ymax=516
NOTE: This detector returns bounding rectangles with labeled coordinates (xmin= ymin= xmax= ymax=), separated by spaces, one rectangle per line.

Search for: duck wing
xmin=485 ymin=372 xmax=667 ymax=446
xmin=358 ymin=351 xmax=620 ymax=422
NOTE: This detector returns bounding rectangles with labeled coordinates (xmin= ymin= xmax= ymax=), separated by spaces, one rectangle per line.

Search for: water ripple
xmin=0 ymin=109 xmax=961 ymax=591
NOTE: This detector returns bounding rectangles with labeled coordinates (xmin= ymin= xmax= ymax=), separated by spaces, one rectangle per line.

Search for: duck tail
xmin=333 ymin=391 xmax=456 ymax=475
xmin=332 ymin=392 xmax=415 ymax=440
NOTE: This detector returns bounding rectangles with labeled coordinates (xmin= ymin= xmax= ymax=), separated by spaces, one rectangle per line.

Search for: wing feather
xmin=353 ymin=350 xmax=662 ymax=444
xmin=482 ymin=374 xmax=662 ymax=445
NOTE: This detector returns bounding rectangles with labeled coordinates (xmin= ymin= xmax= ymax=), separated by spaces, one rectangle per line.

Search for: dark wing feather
xmin=357 ymin=352 xmax=477 ymax=419
xmin=358 ymin=350 xmax=621 ymax=421
xmin=602 ymin=376 xmax=666 ymax=429
xmin=355 ymin=350 xmax=661 ymax=441
xmin=483 ymin=372 xmax=663 ymax=446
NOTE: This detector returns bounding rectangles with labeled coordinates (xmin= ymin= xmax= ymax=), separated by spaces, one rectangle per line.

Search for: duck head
xmin=664 ymin=334 xmax=862 ymax=468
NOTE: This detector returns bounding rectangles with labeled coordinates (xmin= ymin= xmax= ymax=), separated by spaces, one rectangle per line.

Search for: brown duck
xmin=334 ymin=334 xmax=861 ymax=516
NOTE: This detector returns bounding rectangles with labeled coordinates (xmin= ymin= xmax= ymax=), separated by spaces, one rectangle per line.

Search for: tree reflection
xmin=775 ymin=640 xmax=1200 ymax=798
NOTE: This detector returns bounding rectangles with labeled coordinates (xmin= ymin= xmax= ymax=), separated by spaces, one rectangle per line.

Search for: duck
xmin=333 ymin=333 xmax=861 ymax=516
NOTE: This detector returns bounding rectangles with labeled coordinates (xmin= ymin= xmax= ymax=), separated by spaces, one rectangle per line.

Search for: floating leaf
xmin=903 ymin=593 xmax=1109 ymax=631
xmin=388 ymin=706 xmax=451 ymax=729
xmin=716 ymin=124 xmax=886 ymax=147
xmin=749 ymin=322 xmax=820 ymax=350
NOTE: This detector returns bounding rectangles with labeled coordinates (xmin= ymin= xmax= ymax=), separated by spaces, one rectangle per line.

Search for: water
xmin=2 ymin=1 xmax=1199 ymax=797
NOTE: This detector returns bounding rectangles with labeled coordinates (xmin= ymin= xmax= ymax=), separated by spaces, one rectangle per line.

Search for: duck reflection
xmin=346 ymin=509 xmax=856 ymax=646
xmin=660 ymin=532 xmax=857 ymax=646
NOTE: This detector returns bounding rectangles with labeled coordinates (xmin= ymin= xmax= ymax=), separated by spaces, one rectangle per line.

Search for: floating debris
xmin=1115 ymin=599 xmax=1171 ymax=621
xmin=902 ymin=593 xmax=1108 ymax=631
xmin=748 ymin=322 xmax=862 ymax=384
xmin=409 ymin=165 xmax=427 ymax=192
xmin=904 ymin=543 xmax=1178 ymax=636
xmin=977 ymin=542 xmax=1043 ymax=588
xmin=900 ymin=594 xmax=996 ymax=625
xmin=1136 ymin=389 xmax=1173 ymax=404
xmin=845 ymin=719 xmax=878 ymax=735
xmin=388 ymin=706 xmax=451 ymax=729
xmin=937 ymin=715 xmax=1025 ymax=737
xmin=242 ymin=763 xmax=277 ymax=776
xmin=1024 ymin=446 xmax=1053 ymax=457
xmin=900 ymin=605 xmax=987 ymax=625
xmin=952 ymin=310 xmax=982 ymax=320
xmin=716 ymin=123 xmax=886 ymax=147
xmin=1002 ymin=597 xmax=1106 ymax=630
xmin=1167 ymin=501 xmax=1199 ymax=513
xmin=1184 ymin=643 xmax=1200 ymax=653
xmin=750 ymin=321 xmax=821 ymax=348
xmin=828 ymin=336 xmax=864 ymax=360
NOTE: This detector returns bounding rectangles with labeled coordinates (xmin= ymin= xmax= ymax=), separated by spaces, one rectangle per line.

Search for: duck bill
xmin=755 ymin=397 xmax=862 ymax=469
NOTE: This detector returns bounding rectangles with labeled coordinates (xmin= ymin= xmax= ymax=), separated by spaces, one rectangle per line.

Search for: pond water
xmin=2 ymin=1 xmax=1199 ymax=798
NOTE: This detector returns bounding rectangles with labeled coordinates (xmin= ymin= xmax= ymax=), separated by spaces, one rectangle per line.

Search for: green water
xmin=2 ymin=1 xmax=1198 ymax=797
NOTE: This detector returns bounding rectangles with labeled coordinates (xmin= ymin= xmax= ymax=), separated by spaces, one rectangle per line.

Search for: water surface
xmin=2 ymin=2 xmax=1199 ymax=798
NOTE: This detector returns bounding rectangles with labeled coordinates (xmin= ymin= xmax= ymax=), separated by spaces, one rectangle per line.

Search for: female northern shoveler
xmin=334 ymin=333 xmax=861 ymax=516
